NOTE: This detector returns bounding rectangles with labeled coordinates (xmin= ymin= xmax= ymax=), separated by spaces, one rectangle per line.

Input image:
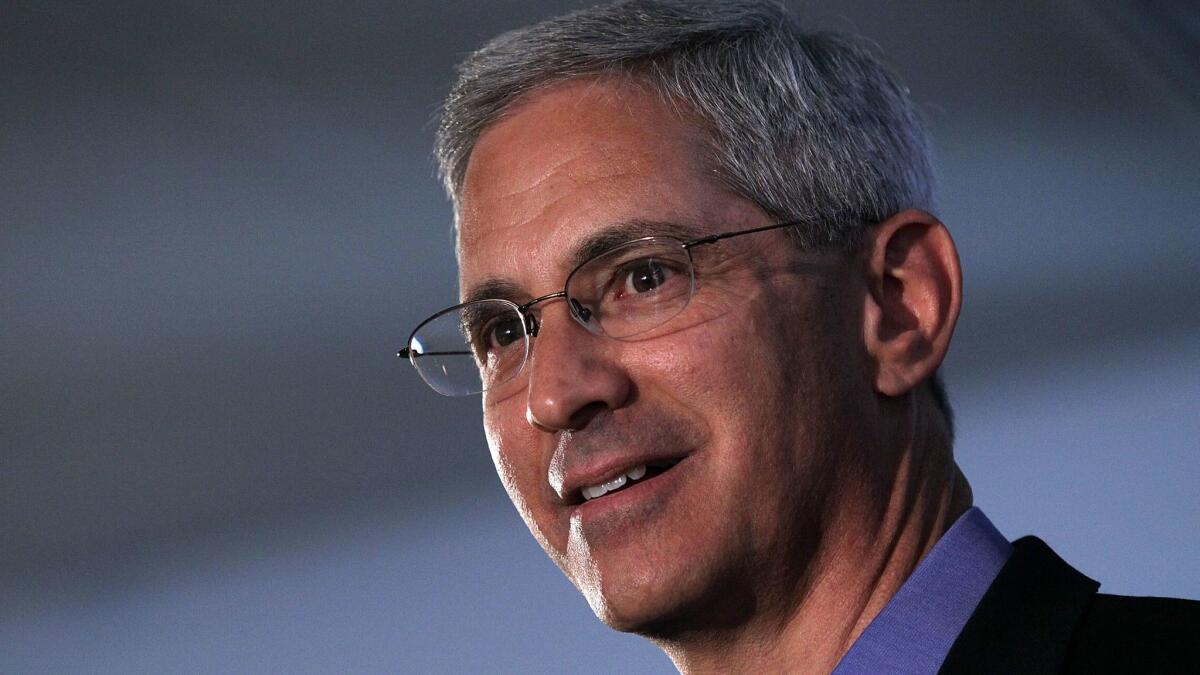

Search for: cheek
xmin=643 ymin=287 xmax=856 ymax=465
xmin=484 ymin=405 xmax=567 ymax=555
xmin=638 ymin=303 xmax=792 ymax=412
xmin=484 ymin=409 xmax=537 ymax=513
xmin=485 ymin=433 xmax=516 ymax=493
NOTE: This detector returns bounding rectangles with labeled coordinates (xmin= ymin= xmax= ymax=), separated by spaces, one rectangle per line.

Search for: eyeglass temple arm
xmin=397 ymin=348 xmax=473 ymax=358
xmin=683 ymin=220 xmax=800 ymax=248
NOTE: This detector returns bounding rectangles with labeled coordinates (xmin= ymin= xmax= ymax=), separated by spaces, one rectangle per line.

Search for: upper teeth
xmin=582 ymin=464 xmax=647 ymax=501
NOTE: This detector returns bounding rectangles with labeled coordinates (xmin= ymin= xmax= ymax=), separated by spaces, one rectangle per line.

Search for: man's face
xmin=456 ymin=79 xmax=880 ymax=633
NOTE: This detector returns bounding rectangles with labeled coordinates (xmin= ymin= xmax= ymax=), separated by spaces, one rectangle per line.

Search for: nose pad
xmin=569 ymin=298 xmax=595 ymax=328
xmin=524 ymin=312 xmax=540 ymax=338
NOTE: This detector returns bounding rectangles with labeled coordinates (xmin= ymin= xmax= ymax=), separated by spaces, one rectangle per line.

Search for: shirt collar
xmin=832 ymin=507 xmax=1012 ymax=675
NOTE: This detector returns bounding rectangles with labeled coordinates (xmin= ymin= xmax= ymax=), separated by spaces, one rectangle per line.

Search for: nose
xmin=524 ymin=303 xmax=631 ymax=431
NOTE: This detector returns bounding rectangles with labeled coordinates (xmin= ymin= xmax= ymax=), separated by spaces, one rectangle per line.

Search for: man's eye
xmin=481 ymin=316 xmax=524 ymax=351
xmin=618 ymin=258 xmax=673 ymax=296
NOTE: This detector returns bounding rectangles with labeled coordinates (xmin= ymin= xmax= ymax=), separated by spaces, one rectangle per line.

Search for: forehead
xmin=455 ymin=78 xmax=750 ymax=297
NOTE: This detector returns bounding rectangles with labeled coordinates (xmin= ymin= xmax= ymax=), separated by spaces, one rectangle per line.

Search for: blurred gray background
xmin=2 ymin=0 xmax=1197 ymax=672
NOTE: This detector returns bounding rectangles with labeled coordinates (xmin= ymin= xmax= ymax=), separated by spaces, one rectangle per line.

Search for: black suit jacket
xmin=938 ymin=536 xmax=1200 ymax=674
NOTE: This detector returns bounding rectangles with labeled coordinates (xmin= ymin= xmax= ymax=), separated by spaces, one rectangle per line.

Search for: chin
xmin=576 ymin=552 xmax=757 ymax=639
xmin=589 ymin=591 xmax=686 ymax=636
xmin=569 ymin=554 xmax=679 ymax=633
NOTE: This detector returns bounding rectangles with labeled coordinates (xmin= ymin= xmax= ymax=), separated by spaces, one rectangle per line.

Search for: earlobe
xmin=861 ymin=210 xmax=962 ymax=398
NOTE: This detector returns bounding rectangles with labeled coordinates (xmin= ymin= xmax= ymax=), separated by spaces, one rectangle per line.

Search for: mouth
xmin=575 ymin=459 xmax=682 ymax=504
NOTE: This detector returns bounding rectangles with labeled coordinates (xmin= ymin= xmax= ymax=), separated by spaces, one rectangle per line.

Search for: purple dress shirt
xmin=832 ymin=507 xmax=1013 ymax=674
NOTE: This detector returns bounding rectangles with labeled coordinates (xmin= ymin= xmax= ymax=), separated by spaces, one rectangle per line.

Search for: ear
xmin=860 ymin=210 xmax=962 ymax=398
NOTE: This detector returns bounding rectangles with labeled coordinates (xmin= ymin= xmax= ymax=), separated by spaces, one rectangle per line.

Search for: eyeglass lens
xmin=407 ymin=237 xmax=695 ymax=396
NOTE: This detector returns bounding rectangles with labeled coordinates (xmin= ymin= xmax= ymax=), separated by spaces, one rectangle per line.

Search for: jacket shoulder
xmin=1066 ymin=593 xmax=1200 ymax=674
xmin=939 ymin=536 xmax=1200 ymax=674
xmin=939 ymin=536 xmax=1098 ymax=674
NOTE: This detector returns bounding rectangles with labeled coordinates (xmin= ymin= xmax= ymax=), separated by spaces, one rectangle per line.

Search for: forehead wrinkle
xmin=490 ymin=152 xmax=584 ymax=204
xmin=458 ymin=150 xmax=629 ymax=260
xmin=489 ymin=149 xmax=643 ymax=221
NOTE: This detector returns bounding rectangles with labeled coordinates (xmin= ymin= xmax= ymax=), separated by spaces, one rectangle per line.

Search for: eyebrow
xmin=461 ymin=278 xmax=526 ymax=306
xmin=461 ymin=218 xmax=706 ymax=306
xmin=565 ymin=219 xmax=703 ymax=271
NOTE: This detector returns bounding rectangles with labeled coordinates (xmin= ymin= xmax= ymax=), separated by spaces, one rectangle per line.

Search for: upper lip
xmin=556 ymin=450 xmax=689 ymax=506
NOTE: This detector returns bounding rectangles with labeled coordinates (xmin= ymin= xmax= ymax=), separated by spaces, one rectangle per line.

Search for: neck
xmin=659 ymin=396 xmax=972 ymax=674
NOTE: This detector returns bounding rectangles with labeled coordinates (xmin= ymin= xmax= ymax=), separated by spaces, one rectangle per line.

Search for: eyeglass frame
xmin=397 ymin=219 xmax=804 ymax=394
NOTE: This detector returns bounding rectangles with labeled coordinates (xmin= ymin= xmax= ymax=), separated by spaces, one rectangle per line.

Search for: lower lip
xmin=573 ymin=457 xmax=691 ymax=525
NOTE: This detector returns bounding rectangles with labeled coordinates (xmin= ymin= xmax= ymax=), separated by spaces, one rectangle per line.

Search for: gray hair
xmin=436 ymin=0 xmax=952 ymax=433
xmin=436 ymin=0 xmax=936 ymax=251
